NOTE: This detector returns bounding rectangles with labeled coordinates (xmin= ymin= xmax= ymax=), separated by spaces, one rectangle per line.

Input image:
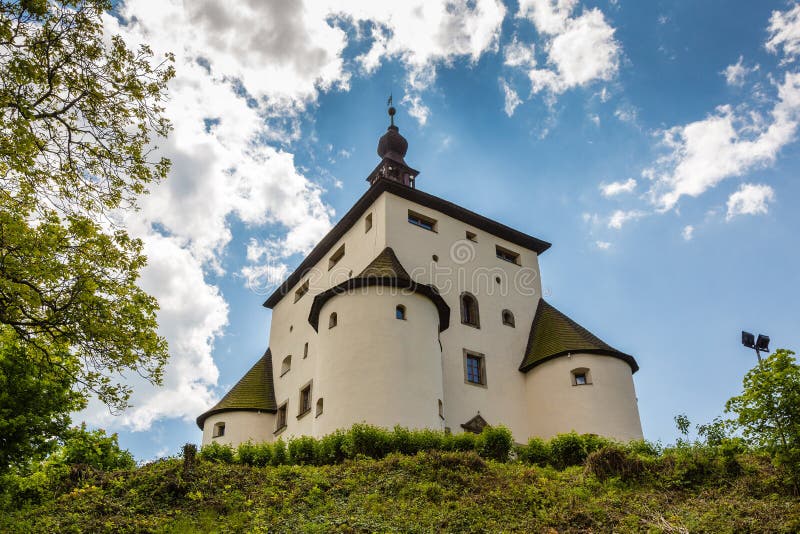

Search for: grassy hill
xmin=3 ymin=446 xmax=799 ymax=533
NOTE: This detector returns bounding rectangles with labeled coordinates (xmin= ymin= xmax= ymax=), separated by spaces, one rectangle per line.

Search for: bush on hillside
xmin=477 ymin=425 xmax=513 ymax=462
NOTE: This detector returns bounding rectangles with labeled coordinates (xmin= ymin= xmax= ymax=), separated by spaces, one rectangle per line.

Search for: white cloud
xmin=600 ymin=178 xmax=636 ymax=196
xmin=646 ymin=72 xmax=800 ymax=211
xmin=726 ymin=183 xmax=775 ymax=220
xmin=503 ymin=36 xmax=537 ymax=67
xmin=514 ymin=0 xmax=621 ymax=96
xmin=682 ymin=225 xmax=694 ymax=241
xmin=723 ymin=55 xmax=757 ymax=87
xmin=766 ymin=4 xmax=800 ymax=63
xmin=590 ymin=114 xmax=600 ymax=126
xmin=595 ymin=240 xmax=611 ymax=249
xmin=608 ymin=209 xmax=646 ymax=229
xmin=500 ymin=78 xmax=523 ymax=116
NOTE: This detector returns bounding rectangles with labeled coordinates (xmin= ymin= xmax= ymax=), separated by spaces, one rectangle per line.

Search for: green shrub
xmin=315 ymin=430 xmax=347 ymax=465
xmin=55 ymin=424 xmax=135 ymax=471
xmin=518 ymin=437 xmax=550 ymax=466
xmin=549 ymin=432 xmax=588 ymax=469
xmin=477 ymin=426 xmax=513 ymax=462
xmin=626 ymin=439 xmax=662 ymax=458
xmin=412 ymin=428 xmax=444 ymax=452
xmin=199 ymin=442 xmax=234 ymax=463
xmin=289 ymin=436 xmax=316 ymax=465
xmin=344 ymin=424 xmax=392 ymax=459
xmin=390 ymin=426 xmax=416 ymax=455
xmin=236 ymin=442 xmax=259 ymax=466
xmin=443 ymin=431 xmax=478 ymax=453
xmin=271 ymin=439 xmax=288 ymax=466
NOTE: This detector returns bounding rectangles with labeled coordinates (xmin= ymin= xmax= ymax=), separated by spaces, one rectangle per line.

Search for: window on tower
xmin=460 ymin=292 xmax=480 ymax=328
xmin=328 ymin=244 xmax=345 ymax=270
xmin=396 ymin=304 xmax=406 ymax=320
xmin=294 ymin=280 xmax=309 ymax=302
xmin=275 ymin=402 xmax=288 ymax=433
xmin=329 ymin=312 xmax=338 ymax=329
xmin=502 ymin=309 xmax=515 ymax=327
xmin=365 ymin=213 xmax=373 ymax=232
xmin=463 ymin=350 xmax=487 ymax=387
xmin=495 ymin=245 xmax=520 ymax=265
xmin=212 ymin=422 xmax=225 ymax=438
xmin=298 ymin=382 xmax=312 ymax=417
xmin=408 ymin=210 xmax=437 ymax=232
xmin=281 ymin=355 xmax=292 ymax=376
xmin=571 ymin=368 xmax=592 ymax=386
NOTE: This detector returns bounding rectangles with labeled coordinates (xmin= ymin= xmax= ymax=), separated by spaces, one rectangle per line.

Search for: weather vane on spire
xmin=387 ymin=94 xmax=395 ymax=126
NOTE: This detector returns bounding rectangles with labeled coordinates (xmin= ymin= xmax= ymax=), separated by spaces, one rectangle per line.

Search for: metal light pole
xmin=741 ymin=331 xmax=770 ymax=362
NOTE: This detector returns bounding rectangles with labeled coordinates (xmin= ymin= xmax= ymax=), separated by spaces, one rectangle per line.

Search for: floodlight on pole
xmin=741 ymin=330 xmax=769 ymax=362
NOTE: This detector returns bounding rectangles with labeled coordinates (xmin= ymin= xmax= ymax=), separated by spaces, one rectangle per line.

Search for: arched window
xmin=316 ymin=398 xmax=324 ymax=417
xmin=502 ymin=309 xmax=515 ymax=327
xmin=328 ymin=312 xmax=338 ymax=329
xmin=460 ymin=292 xmax=480 ymax=328
xmin=396 ymin=304 xmax=406 ymax=320
xmin=281 ymin=355 xmax=292 ymax=376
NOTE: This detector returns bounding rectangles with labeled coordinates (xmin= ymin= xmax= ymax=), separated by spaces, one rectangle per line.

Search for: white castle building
xmin=198 ymin=108 xmax=643 ymax=447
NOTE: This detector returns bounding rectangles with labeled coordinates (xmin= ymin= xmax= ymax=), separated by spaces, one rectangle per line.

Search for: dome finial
xmin=387 ymin=93 xmax=396 ymax=127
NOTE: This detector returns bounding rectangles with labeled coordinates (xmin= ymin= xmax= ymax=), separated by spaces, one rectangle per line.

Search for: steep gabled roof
xmin=307 ymin=247 xmax=450 ymax=332
xmin=520 ymin=299 xmax=638 ymax=373
xmin=358 ymin=246 xmax=411 ymax=279
xmin=263 ymin=178 xmax=551 ymax=309
xmin=196 ymin=349 xmax=277 ymax=429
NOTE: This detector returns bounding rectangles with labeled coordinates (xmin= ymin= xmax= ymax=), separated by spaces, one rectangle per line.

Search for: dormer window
xmin=328 ymin=244 xmax=345 ymax=270
xmin=408 ymin=210 xmax=437 ymax=232
xmin=496 ymin=245 xmax=520 ymax=265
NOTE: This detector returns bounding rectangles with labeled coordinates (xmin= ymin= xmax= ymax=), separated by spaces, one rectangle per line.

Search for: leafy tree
xmin=0 ymin=327 xmax=85 ymax=472
xmin=726 ymin=349 xmax=800 ymax=487
xmin=0 ymin=0 xmax=174 ymax=415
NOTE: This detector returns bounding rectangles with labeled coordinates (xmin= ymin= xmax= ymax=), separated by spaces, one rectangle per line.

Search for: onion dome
xmin=377 ymin=106 xmax=409 ymax=164
xmin=367 ymin=104 xmax=420 ymax=188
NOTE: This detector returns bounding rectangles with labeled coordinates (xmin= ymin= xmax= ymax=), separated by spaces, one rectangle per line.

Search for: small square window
xmin=575 ymin=373 xmax=587 ymax=385
xmin=294 ymin=280 xmax=309 ymax=303
xmin=365 ymin=213 xmax=373 ymax=232
xmin=212 ymin=422 xmax=225 ymax=438
xmin=463 ymin=350 xmax=487 ymax=387
xmin=408 ymin=210 xmax=437 ymax=232
xmin=328 ymin=244 xmax=345 ymax=270
xmin=571 ymin=368 xmax=592 ymax=386
xmin=496 ymin=245 xmax=520 ymax=265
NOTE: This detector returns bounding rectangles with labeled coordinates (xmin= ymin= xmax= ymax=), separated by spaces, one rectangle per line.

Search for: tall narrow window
xmin=294 ymin=280 xmax=309 ymax=302
xmin=328 ymin=244 xmax=345 ymax=270
xmin=502 ymin=309 xmax=515 ymax=327
xmin=276 ymin=402 xmax=288 ymax=432
xmin=463 ymin=350 xmax=487 ymax=386
xmin=281 ymin=355 xmax=292 ymax=376
xmin=328 ymin=312 xmax=338 ymax=329
xmin=396 ymin=304 xmax=406 ymax=320
xmin=303 ymin=342 xmax=309 ymax=358
xmin=299 ymin=383 xmax=312 ymax=417
xmin=438 ymin=399 xmax=444 ymax=419
xmin=365 ymin=213 xmax=373 ymax=232
xmin=460 ymin=292 xmax=480 ymax=328
xmin=316 ymin=398 xmax=324 ymax=417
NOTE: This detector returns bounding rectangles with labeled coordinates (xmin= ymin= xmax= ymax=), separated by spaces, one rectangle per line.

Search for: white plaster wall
xmin=382 ymin=193 xmax=542 ymax=441
xmin=311 ymin=290 xmax=444 ymax=437
xmin=523 ymin=353 xmax=643 ymax=441
xmin=201 ymin=411 xmax=275 ymax=447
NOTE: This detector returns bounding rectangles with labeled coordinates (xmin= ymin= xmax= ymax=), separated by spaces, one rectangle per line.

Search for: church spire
xmin=367 ymin=99 xmax=419 ymax=188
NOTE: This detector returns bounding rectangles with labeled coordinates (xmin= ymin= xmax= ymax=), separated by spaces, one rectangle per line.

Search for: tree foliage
xmin=0 ymin=0 xmax=173 ymax=417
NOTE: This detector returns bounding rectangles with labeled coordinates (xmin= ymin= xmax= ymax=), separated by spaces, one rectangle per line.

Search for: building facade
xmin=197 ymin=108 xmax=643 ymax=447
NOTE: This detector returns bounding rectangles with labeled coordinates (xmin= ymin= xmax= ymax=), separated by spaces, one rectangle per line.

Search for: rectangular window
xmin=299 ymin=383 xmax=312 ymax=417
xmin=408 ymin=210 xmax=437 ymax=232
xmin=575 ymin=373 xmax=587 ymax=385
xmin=365 ymin=213 xmax=373 ymax=232
xmin=294 ymin=280 xmax=309 ymax=303
xmin=303 ymin=342 xmax=308 ymax=359
xmin=212 ymin=422 xmax=225 ymax=438
xmin=328 ymin=244 xmax=345 ymax=270
xmin=495 ymin=245 xmax=520 ymax=265
xmin=463 ymin=350 xmax=487 ymax=387
xmin=276 ymin=402 xmax=288 ymax=432
xmin=466 ymin=230 xmax=477 ymax=242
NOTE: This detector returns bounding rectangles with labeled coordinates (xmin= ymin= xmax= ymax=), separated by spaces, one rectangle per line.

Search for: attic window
xmin=496 ymin=245 xmax=520 ymax=265
xmin=275 ymin=402 xmax=288 ymax=433
xmin=466 ymin=231 xmax=477 ymax=242
xmin=281 ymin=355 xmax=292 ymax=376
xmin=328 ymin=244 xmax=345 ymax=270
xmin=408 ymin=210 xmax=437 ymax=232
xmin=212 ymin=422 xmax=225 ymax=438
xmin=365 ymin=213 xmax=373 ymax=232
xmin=294 ymin=280 xmax=309 ymax=302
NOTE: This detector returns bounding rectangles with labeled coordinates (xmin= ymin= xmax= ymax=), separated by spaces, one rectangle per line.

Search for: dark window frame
xmin=460 ymin=292 xmax=480 ymax=328
xmin=463 ymin=349 xmax=487 ymax=387
xmin=408 ymin=210 xmax=437 ymax=232
xmin=396 ymin=304 xmax=406 ymax=320
xmin=294 ymin=280 xmax=309 ymax=303
xmin=298 ymin=381 xmax=313 ymax=418
xmin=275 ymin=401 xmax=288 ymax=433
xmin=495 ymin=245 xmax=520 ymax=265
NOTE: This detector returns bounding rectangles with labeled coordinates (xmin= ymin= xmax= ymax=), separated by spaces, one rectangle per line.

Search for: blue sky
xmin=94 ymin=0 xmax=800 ymax=460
